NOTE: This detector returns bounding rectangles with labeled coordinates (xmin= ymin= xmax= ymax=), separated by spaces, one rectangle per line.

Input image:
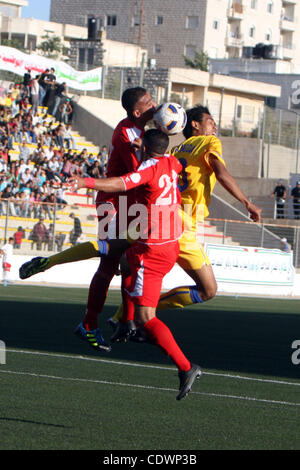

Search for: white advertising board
xmin=205 ymin=244 xmax=295 ymax=296
xmin=2 ymin=244 xmax=298 ymax=297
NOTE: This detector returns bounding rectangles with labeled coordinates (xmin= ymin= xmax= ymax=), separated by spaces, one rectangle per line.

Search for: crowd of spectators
xmin=0 ymin=76 xmax=109 ymax=249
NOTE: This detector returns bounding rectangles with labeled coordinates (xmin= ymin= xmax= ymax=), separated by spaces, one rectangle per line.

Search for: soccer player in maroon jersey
xmin=69 ymin=129 xmax=202 ymax=400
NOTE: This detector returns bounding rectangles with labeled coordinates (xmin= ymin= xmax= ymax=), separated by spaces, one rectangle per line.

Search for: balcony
xmin=225 ymin=32 xmax=244 ymax=48
xmin=227 ymin=3 xmax=244 ymax=21
xmin=282 ymin=0 xmax=296 ymax=5
xmin=280 ymin=18 xmax=295 ymax=32
xmin=282 ymin=44 xmax=294 ymax=60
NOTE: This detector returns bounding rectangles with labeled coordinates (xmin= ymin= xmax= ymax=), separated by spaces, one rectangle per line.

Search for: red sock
xmin=121 ymin=274 xmax=135 ymax=322
xmin=143 ymin=317 xmax=191 ymax=371
xmin=83 ymin=258 xmax=119 ymax=330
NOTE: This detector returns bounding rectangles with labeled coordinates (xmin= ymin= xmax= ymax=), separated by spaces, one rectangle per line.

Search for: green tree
xmin=1 ymin=38 xmax=26 ymax=53
xmin=183 ymin=50 xmax=209 ymax=71
xmin=36 ymin=34 xmax=63 ymax=60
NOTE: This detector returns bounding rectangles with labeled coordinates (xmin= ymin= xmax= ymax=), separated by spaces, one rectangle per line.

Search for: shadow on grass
xmin=1 ymin=296 xmax=299 ymax=380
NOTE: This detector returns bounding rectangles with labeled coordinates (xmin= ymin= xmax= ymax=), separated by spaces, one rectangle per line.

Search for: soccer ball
xmin=153 ymin=102 xmax=187 ymax=135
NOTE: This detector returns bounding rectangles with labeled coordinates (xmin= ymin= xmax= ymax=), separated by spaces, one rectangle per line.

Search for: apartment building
xmin=50 ymin=0 xmax=300 ymax=70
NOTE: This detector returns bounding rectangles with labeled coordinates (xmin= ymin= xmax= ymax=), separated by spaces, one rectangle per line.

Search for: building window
xmin=27 ymin=35 xmax=37 ymax=51
xmin=87 ymin=48 xmax=94 ymax=65
xmin=267 ymin=1 xmax=273 ymax=13
xmin=156 ymin=15 xmax=163 ymax=25
xmin=107 ymin=15 xmax=117 ymax=26
xmin=250 ymin=0 xmax=257 ymax=9
xmin=212 ymin=19 xmax=219 ymax=30
xmin=79 ymin=48 xmax=86 ymax=64
xmin=186 ymin=16 xmax=199 ymax=29
xmin=236 ymin=105 xmax=242 ymax=119
xmin=0 ymin=4 xmax=18 ymax=17
xmin=185 ymin=45 xmax=196 ymax=59
xmin=265 ymin=28 xmax=272 ymax=41
xmin=243 ymin=105 xmax=255 ymax=122
xmin=154 ymin=44 xmax=161 ymax=54
xmin=132 ymin=15 xmax=140 ymax=27
xmin=249 ymin=25 xmax=255 ymax=38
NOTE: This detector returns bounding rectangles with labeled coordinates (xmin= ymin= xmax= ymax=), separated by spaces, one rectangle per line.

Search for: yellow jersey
xmin=172 ymin=135 xmax=225 ymax=233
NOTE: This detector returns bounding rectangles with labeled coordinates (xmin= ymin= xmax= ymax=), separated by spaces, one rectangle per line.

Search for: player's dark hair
xmin=143 ymin=129 xmax=169 ymax=156
xmin=121 ymin=87 xmax=147 ymax=117
xmin=183 ymin=105 xmax=211 ymax=139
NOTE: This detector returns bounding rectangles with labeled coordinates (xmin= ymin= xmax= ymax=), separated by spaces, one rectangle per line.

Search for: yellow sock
xmin=158 ymin=286 xmax=203 ymax=310
xmin=113 ymin=303 xmax=123 ymax=322
xmin=47 ymin=241 xmax=99 ymax=268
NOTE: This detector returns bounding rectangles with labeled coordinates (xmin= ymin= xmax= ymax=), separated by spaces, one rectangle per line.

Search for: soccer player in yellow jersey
xmin=156 ymin=105 xmax=261 ymax=311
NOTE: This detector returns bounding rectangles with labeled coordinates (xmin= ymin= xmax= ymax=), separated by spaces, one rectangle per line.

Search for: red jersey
xmin=121 ymin=154 xmax=183 ymax=245
xmin=96 ymin=117 xmax=144 ymax=209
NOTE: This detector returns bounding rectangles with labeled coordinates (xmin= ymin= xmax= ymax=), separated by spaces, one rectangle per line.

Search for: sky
xmin=21 ymin=0 xmax=51 ymax=21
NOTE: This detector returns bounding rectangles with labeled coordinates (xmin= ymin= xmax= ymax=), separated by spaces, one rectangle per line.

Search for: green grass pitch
xmin=0 ymin=285 xmax=299 ymax=450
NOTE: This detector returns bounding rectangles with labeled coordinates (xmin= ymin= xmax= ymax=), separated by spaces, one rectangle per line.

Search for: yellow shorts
xmin=177 ymin=235 xmax=211 ymax=271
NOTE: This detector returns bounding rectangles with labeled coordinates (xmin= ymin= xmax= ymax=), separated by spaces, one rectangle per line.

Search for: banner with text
xmin=205 ymin=244 xmax=295 ymax=296
xmin=0 ymin=45 xmax=102 ymax=91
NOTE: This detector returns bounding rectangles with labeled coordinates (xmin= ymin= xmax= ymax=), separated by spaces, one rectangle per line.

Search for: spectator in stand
xmin=23 ymin=69 xmax=32 ymax=95
xmin=19 ymin=141 xmax=31 ymax=162
xmin=20 ymin=167 xmax=33 ymax=186
xmin=55 ymin=231 xmax=66 ymax=252
xmin=90 ymin=160 xmax=103 ymax=179
xmin=43 ymin=68 xmax=56 ymax=111
xmin=13 ymin=226 xmax=25 ymax=249
xmin=58 ymin=98 xmax=72 ymax=124
xmin=38 ymin=69 xmax=49 ymax=106
xmin=280 ymin=238 xmax=289 ymax=253
xmin=45 ymin=223 xmax=55 ymax=251
xmin=290 ymin=181 xmax=300 ymax=220
xmin=46 ymin=156 xmax=63 ymax=182
xmin=44 ymin=144 xmax=55 ymax=161
xmin=31 ymin=75 xmax=40 ymax=115
xmin=1 ymin=183 xmax=16 ymax=216
xmin=30 ymin=217 xmax=48 ymax=250
xmin=270 ymin=180 xmax=286 ymax=219
xmin=52 ymin=82 xmax=66 ymax=118
xmin=55 ymin=124 xmax=65 ymax=148
xmin=69 ymin=212 xmax=82 ymax=246
xmin=64 ymin=124 xmax=76 ymax=150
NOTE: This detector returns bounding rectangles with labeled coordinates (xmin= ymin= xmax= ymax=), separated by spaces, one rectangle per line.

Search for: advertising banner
xmin=0 ymin=45 xmax=102 ymax=91
xmin=205 ymin=244 xmax=295 ymax=295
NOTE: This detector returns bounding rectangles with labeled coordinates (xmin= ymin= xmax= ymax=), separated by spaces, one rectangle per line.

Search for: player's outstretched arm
xmin=69 ymin=176 xmax=125 ymax=193
xmin=209 ymin=155 xmax=262 ymax=223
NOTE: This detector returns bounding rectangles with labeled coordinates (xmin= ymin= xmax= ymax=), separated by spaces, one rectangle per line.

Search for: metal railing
xmin=1 ymin=196 xmax=300 ymax=268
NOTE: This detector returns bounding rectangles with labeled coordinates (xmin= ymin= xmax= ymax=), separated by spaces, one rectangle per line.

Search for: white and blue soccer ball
xmin=153 ymin=102 xmax=187 ymax=136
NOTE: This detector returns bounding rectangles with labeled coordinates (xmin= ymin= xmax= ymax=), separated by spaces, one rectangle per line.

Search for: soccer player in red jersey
xmin=80 ymin=87 xmax=157 ymax=350
xmin=69 ymin=129 xmax=202 ymax=400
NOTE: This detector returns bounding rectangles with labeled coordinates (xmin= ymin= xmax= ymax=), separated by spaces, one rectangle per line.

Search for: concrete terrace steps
xmin=9 ymin=107 xmax=100 ymax=159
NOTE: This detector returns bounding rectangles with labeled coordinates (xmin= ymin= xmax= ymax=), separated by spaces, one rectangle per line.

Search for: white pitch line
xmin=0 ymin=369 xmax=299 ymax=408
xmin=7 ymin=348 xmax=300 ymax=388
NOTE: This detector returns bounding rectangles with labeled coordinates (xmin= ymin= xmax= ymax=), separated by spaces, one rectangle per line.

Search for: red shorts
xmin=125 ymin=241 xmax=179 ymax=307
xmin=3 ymin=262 xmax=11 ymax=272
